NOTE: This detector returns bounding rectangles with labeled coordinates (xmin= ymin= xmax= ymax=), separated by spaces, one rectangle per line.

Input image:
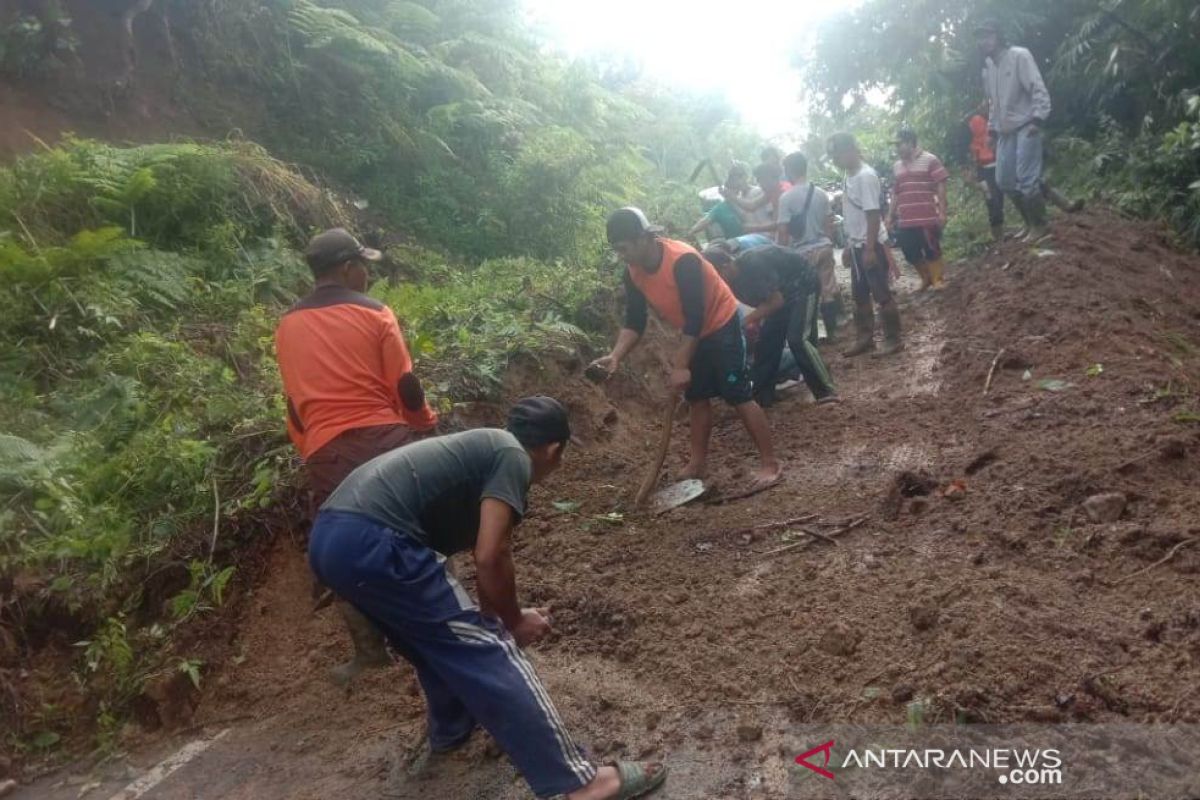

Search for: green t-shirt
xmin=322 ymin=428 xmax=532 ymax=555
xmin=706 ymin=201 xmax=744 ymax=238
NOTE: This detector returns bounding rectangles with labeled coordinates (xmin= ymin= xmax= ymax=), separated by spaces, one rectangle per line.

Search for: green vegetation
xmin=0 ymin=135 xmax=626 ymax=754
xmin=805 ymin=0 xmax=1200 ymax=251
xmin=0 ymin=1 xmax=764 ymax=755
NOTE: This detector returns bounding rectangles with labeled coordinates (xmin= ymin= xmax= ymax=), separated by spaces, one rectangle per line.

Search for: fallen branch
xmin=724 ymin=514 xmax=820 ymax=539
xmin=983 ymin=348 xmax=1006 ymax=395
xmin=706 ymin=478 xmax=783 ymax=506
xmin=208 ymin=475 xmax=221 ymax=563
xmin=799 ymin=527 xmax=841 ymax=546
xmin=1113 ymin=538 xmax=1196 ymax=585
xmin=758 ymin=515 xmax=870 ymax=557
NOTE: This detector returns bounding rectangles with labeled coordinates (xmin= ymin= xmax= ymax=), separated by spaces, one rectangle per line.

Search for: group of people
xmin=263 ymin=17 xmax=1070 ymax=800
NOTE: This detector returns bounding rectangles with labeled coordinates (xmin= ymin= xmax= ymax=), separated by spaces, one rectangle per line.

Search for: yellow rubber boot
xmin=928 ymin=258 xmax=946 ymax=289
xmin=913 ymin=262 xmax=933 ymax=291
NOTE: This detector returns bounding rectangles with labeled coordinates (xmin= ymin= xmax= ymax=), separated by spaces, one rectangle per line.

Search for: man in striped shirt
xmin=888 ymin=128 xmax=950 ymax=291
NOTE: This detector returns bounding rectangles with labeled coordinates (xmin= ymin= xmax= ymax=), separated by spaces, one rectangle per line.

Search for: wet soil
xmin=11 ymin=209 xmax=1200 ymax=799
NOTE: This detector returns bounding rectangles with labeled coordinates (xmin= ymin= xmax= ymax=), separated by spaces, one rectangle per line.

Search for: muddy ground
xmin=12 ymin=209 xmax=1200 ymax=799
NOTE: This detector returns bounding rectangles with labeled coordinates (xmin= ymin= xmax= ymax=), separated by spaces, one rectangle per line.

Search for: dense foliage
xmin=804 ymin=0 xmax=1200 ymax=247
xmin=0 ymin=0 xmax=770 ymax=756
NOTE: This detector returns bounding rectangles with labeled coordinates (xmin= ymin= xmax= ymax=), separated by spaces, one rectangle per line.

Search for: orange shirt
xmin=969 ymin=114 xmax=996 ymax=167
xmin=626 ymin=238 xmax=738 ymax=338
xmin=275 ymin=285 xmax=437 ymax=460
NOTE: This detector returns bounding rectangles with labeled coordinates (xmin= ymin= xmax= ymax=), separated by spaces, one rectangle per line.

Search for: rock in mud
xmin=817 ymin=623 xmax=861 ymax=657
xmin=909 ymin=603 xmax=940 ymax=632
xmin=1082 ymin=493 xmax=1127 ymax=524
xmin=891 ymin=684 xmax=915 ymax=704
xmin=736 ymin=724 xmax=763 ymax=743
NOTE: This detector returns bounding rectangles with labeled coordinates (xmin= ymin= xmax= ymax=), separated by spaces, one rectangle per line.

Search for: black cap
xmin=507 ymin=396 xmax=572 ymax=447
xmin=305 ymin=228 xmax=382 ymax=275
xmin=973 ymin=17 xmax=1001 ymax=34
xmin=606 ymin=207 xmax=663 ymax=245
xmin=893 ymin=127 xmax=918 ymax=145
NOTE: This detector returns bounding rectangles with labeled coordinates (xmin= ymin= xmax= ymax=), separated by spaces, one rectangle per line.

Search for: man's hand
xmin=668 ymin=367 xmax=691 ymax=392
xmin=512 ymin=607 xmax=552 ymax=648
xmin=861 ymin=245 xmax=878 ymax=269
xmin=1026 ymin=122 xmax=1041 ymax=137
xmin=589 ymin=354 xmax=619 ymax=378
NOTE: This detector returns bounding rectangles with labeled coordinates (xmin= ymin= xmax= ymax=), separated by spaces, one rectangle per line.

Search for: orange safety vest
xmin=627 ymin=238 xmax=738 ymax=338
xmin=969 ymin=114 xmax=996 ymax=166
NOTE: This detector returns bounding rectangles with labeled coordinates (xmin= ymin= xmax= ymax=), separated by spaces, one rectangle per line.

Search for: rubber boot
xmin=330 ymin=600 xmax=392 ymax=687
xmin=875 ymin=303 xmax=904 ymax=356
xmin=928 ymin=257 xmax=946 ymax=290
xmin=990 ymin=224 xmax=1004 ymax=243
xmin=1044 ymin=185 xmax=1083 ymax=213
xmin=1025 ymin=194 xmax=1050 ymax=241
xmin=842 ymin=305 xmax=876 ymax=358
xmin=1009 ymin=193 xmax=1031 ymax=240
xmin=820 ymin=301 xmax=840 ymax=342
xmin=914 ymin=262 xmax=933 ymax=291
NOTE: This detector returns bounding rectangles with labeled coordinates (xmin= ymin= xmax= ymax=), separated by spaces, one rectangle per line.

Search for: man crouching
xmin=309 ymin=397 xmax=667 ymax=800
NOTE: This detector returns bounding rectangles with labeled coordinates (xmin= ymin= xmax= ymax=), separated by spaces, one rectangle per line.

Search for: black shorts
xmin=686 ymin=313 xmax=752 ymax=405
xmin=896 ymin=226 xmax=942 ymax=266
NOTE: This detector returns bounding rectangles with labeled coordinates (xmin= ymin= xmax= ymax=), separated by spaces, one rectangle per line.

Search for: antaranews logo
xmin=795 ymin=740 xmax=836 ymax=780
xmin=794 ymin=740 xmax=1063 ymax=786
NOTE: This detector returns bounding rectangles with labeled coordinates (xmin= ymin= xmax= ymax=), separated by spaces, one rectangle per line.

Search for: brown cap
xmin=304 ymin=228 xmax=382 ymax=275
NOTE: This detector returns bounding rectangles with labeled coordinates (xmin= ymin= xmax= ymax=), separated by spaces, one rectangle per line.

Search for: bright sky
xmin=523 ymin=0 xmax=852 ymax=141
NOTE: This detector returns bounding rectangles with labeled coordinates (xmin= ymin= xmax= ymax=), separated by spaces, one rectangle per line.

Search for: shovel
xmin=586 ymin=361 xmax=706 ymax=513
xmin=634 ymin=396 xmax=707 ymax=513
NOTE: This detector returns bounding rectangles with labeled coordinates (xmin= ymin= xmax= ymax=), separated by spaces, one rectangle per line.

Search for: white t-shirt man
xmin=742 ymin=186 xmax=776 ymax=229
xmin=842 ymin=164 xmax=888 ymax=247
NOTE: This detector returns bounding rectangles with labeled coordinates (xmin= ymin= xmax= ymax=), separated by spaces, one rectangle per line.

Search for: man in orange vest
xmin=591 ymin=208 xmax=782 ymax=490
xmin=965 ymin=103 xmax=1006 ymax=242
xmin=276 ymin=228 xmax=439 ymax=686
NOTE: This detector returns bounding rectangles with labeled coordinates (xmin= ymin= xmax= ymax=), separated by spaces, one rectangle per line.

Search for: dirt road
xmin=15 ymin=210 xmax=1200 ymax=799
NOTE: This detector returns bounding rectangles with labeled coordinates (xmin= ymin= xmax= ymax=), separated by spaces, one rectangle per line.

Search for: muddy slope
xmin=14 ymin=209 xmax=1200 ymax=799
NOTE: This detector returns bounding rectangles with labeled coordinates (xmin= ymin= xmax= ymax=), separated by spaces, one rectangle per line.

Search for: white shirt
xmin=842 ymin=164 xmax=887 ymax=246
xmin=742 ymin=187 xmax=776 ymax=228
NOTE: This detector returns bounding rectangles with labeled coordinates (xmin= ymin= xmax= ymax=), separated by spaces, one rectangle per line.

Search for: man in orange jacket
xmin=276 ymin=227 xmax=438 ymax=685
xmin=591 ymin=208 xmax=781 ymax=491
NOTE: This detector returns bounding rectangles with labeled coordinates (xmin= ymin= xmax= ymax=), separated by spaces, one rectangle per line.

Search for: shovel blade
xmin=650 ymin=479 xmax=707 ymax=514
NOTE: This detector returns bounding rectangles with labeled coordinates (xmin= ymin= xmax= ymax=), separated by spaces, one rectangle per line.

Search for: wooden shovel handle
xmin=635 ymin=396 xmax=679 ymax=507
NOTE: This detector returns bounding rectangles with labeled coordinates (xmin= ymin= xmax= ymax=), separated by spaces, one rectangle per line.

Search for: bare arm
xmin=728 ymin=192 xmax=770 ymax=213
xmin=611 ymin=327 xmax=641 ymax=361
xmin=864 ymin=209 xmax=881 ymax=265
xmin=937 ymin=181 xmax=949 ymax=225
xmin=473 ymin=498 xmax=521 ymax=629
xmin=743 ymin=291 xmax=785 ymax=328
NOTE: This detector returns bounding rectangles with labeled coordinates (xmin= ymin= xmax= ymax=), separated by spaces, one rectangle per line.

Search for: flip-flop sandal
xmin=749 ymin=471 xmax=783 ymax=493
xmin=612 ymin=761 xmax=668 ymax=799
